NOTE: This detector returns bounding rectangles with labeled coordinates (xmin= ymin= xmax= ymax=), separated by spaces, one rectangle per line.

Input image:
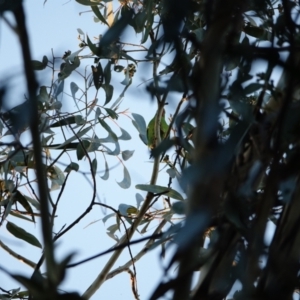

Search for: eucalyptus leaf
xmin=136 ymin=193 xmax=144 ymax=208
xmin=6 ymin=221 xmax=42 ymax=248
xmin=104 ymin=107 xmax=118 ymax=119
xmin=51 ymin=115 xmax=84 ymax=127
xmin=65 ymin=162 xmax=79 ymax=173
xmin=92 ymin=158 xmax=97 ymax=175
xmin=135 ymin=184 xmax=184 ymax=201
xmin=70 ymin=82 xmax=80 ymax=111
xmin=116 ymin=165 xmax=131 ymax=189
xmin=102 ymin=212 xmax=115 ymax=224
xmin=122 ymin=150 xmax=134 ymax=161
xmin=103 ymin=84 xmax=114 ymax=105
xmin=75 ymin=0 xmax=101 ymax=5
xmin=132 ymin=113 xmax=147 ymax=145
xmin=118 ymin=128 xmax=131 ymax=140
xmin=92 ymin=5 xmax=109 ymax=26
xmin=100 ymin=159 xmax=109 ymax=180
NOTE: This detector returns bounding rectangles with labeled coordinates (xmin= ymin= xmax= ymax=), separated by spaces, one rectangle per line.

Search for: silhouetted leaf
xmin=136 ymin=193 xmax=143 ymax=208
xmin=132 ymin=113 xmax=147 ymax=145
xmin=87 ymin=35 xmax=100 ymax=56
xmin=100 ymin=159 xmax=109 ymax=180
xmin=6 ymin=221 xmax=42 ymax=248
xmin=92 ymin=5 xmax=108 ymax=26
xmin=104 ymin=107 xmax=117 ymax=119
xmin=103 ymin=85 xmax=114 ymax=105
xmin=104 ymin=61 xmax=112 ymax=84
xmin=118 ymin=128 xmax=131 ymax=140
xmin=65 ymin=162 xmax=79 ymax=173
xmin=117 ymin=165 xmax=131 ymax=189
xmin=51 ymin=115 xmax=84 ymax=127
xmin=14 ymin=191 xmax=35 ymax=222
xmin=244 ymin=83 xmax=262 ymax=95
xmin=136 ymin=184 xmax=184 ymax=201
xmin=122 ymin=150 xmax=134 ymax=161
xmin=92 ymin=158 xmax=97 ymax=175
xmin=75 ymin=0 xmax=101 ymax=5
xmin=102 ymin=212 xmax=115 ymax=224
xmin=76 ymin=140 xmax=90 ymax=160
xmin=70 ymin=82 xmax=80 ymax=110
xmin=49 ymin=126 xmax=92 ymax=149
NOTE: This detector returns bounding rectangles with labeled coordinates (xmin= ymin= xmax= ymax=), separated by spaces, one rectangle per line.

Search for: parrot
xmin=147 ymin=109 xmax=169 ymax=149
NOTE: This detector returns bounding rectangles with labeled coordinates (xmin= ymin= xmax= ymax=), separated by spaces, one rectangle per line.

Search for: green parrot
xmin=147 ymin=109 xmax=169 ymax=149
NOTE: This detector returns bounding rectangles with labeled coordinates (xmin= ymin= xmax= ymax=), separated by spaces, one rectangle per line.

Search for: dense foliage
xmin=1 ymin=0 xmax=300 ymax=299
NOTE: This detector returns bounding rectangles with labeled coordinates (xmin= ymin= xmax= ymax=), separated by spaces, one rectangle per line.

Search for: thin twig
xmin=0 ymin=239 xmax=36 ymax=268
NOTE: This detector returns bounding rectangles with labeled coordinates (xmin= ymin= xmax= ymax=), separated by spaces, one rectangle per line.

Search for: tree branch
xmin=0 ymin=239 xmax=36 ymax=269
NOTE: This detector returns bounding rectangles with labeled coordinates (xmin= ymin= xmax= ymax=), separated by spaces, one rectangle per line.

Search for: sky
xmin=0 ymin=1 xmax=183 ymax=299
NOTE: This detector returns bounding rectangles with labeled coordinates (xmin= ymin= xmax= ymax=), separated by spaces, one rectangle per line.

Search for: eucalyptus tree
xmin=1 ymin=0 xmax=300 ymax=299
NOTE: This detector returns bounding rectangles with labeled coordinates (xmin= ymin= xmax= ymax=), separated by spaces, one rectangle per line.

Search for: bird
xmin=146 ymin=108 xmax=169 ymax=149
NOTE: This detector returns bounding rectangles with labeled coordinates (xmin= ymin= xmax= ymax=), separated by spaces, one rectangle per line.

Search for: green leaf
xmin=122 ymin=150 xmax=134 ymax=161
xmin=104 ymin=107 xmax=118 ymax=119
xmin=58 ymin=57 xmax=80 ymax=80
xmin=70 ymin=82 xmax=80 ymax=111
xmin=104 ymin=61 xmax=112 ymax=84
xmin=6 ymin=221 xmax=42 ymax=248
xmin=117 ymin=165 xmax=131 ymax=189
xmin=51 ymin=115 xmax=84 ymax=127
xmin=141 ymin=2 xmax=154 ymax=44
xmin=31 ymin=60 xmax=46 ymax=71
xmin=120 ymin=51 xmax=137 ymax=64
xmin=49 ymin=126 xmax=92 ymax=149
xmin=92 ymin=5 xmax=108 ymax=26
xmin=3 ymin=195 xmax=14 ymax=221
xmin=118 ymin=128 xmax=131 ymax=140
xmin=244 ymin=83 xmax=262 ymax=95
xmin=102 ymin=212 xmax=115 ymax=224
xmin=75 ymin=0 xmax=102 ymax=5
xmin=103 ymin=84 xmax=114 ymax=105
xmin=24 ymin=196 xmax=40 ymax=210
xmin=14 ymin=191 xmax=35 ymax=222
xmin=98 ymin=118 xmax=118 ymax=141
xmin=65 ymin=162 xmax=79 ymax=173
xmin=87 ymin=35 xmax=100 ymax=56
xmin=132 ymin=113 xmax=147 ymax=145
xmin=76 ymin=140 xmax=90 ymax=160
xmin=136 ymin=193 xmax=143 ymax=208
xmin=9 ymin=211 xmax=34 ymax=222
xmin=106 ymin=224 xmax=119 ymax=241
xmin=53 ymin=80 xmax=64 ymax=99
xmin=92 ymin=158 xmax=97 ymax=174
xmin=77 ymin=28 xmax=85 ymax=35
xmin=132 ymin=10 xmax=146 ymax=33
xmin=135 ymin=184 xmax=184 ymax=201
xmin=243 ymin=25 xmax=271 ymax=40
xmin=100 ymin=159 xmax=109 ymax=180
